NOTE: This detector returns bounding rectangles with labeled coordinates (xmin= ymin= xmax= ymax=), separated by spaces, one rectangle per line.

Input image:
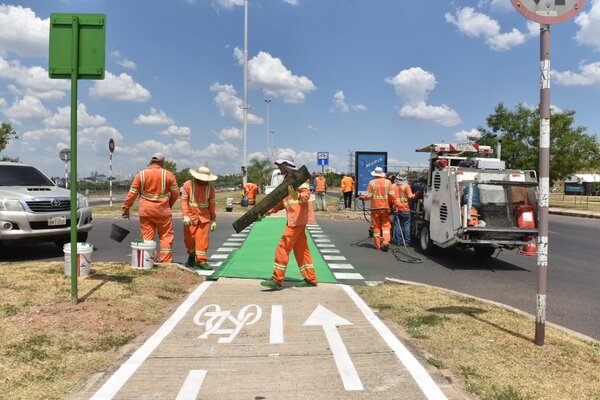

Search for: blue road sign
xmin=317 ymin=152 xmax=329 ymax=166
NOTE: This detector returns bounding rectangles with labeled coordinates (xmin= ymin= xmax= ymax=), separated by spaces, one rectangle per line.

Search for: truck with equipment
xmin=412 ymin=143 xmax=538 ymax=257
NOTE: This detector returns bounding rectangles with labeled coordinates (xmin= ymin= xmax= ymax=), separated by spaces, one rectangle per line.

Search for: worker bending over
xmin=243 ymin=182 xmax=259 ymax=205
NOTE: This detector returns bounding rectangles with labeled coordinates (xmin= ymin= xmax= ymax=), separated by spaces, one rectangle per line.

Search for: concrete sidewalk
xmin=73 ymin=278 xmax=463 ymax=399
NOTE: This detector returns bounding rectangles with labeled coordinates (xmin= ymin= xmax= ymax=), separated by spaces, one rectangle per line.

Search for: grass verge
xmin=0 ymin=261 xmax=202 ymax=400
xmin=355 ymin=282 xmax=600 ymax=400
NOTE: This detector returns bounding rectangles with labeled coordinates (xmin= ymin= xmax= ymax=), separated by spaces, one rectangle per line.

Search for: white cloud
xmin=0 ymin=5 xmax=48 ymax=57
xmin=445 ymin=7 xmax=529 ymax=51
xmin=399 ymin=103 xmax=462 ymax=127
xmin=283 ymin=0 xmax=300 ymax=5
xmin=454 ymin=128 xmax=481 ymax=142
xmin=385 ymin=67 xmax=462 ymax=127
xmin=209 ymin=82 xmax=264 ymax=125
xmin=0 ymin=98 xmax=5 ymax=107
xmin=553 ymin=62 xmax=600 ymax=86
xmin=22 ymin=127 xmax=68 ymax=144
xmin=117 ymin=59 xmax=137 ymax=69
xmin=216 ymin=127 xmax=242 ymax=140
xmin=330 ymin=90 xmax=367 ymax=113
xmin=185 ymin=0 xmax=243 ymax=10
xmin=89 ymin=71 xmax=152 ymax=102
xmin=575 ymin=0 xmax=600 ymax=51
xmin=44 ymin=103 xmax=107 ymax=128
xmin=134 ymin=108 xmax=174 ymax=125
xmin=241 ymin=50 xmax=316 ymax=103
xmin=4 ymin=96 xmax=50 ymax=121
xmin=307 ymin=124 xmax=317 ymax=131
xmin=0 ymin=56 xmax=69 ymax=100
xmin=159 ymin=125 xmax=192 ymax=137
xmin=478 ymin=0 xmax=513 ymax=12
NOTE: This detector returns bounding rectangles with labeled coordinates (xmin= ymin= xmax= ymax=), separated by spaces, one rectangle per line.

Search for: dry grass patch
xmin=355 ymin=283 xmax=600 ymax=400
xmin=0 ymin=261 xmax=203 ymax=400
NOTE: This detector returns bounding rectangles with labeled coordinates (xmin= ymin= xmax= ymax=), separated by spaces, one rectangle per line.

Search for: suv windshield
xmin=0 ymin=165 xmax=55 ymax=186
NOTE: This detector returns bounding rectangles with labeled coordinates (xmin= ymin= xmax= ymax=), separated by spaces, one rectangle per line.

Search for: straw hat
xmin=371 ymin=166 xmax=386 ymax=177
xmin=190 ymin=166 xmax=218 ymax=181
xmin=274 ymin=151 xmax=297 ymax=170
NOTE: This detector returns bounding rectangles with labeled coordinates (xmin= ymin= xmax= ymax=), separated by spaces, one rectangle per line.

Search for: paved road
xmin=1 ymin=212 xmax=598 ymax=340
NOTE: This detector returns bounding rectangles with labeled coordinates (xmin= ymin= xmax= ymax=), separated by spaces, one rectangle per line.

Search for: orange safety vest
xmin=315 ymin=176 xmax=327 ymax=193
xmin=269 ymin=181 xmax=315 ymax=226
xmin=122 ymin=164 xmax=179 ymax=218
xmin=341 ymin=176 xmax=355 ymax=193
xmin=181 ymin=179 xmax=216 ymax=224
xmin=393 ymin=182 xmax=414 ymax=212
xmin=364 ymin=177 xmax=395 ymax=210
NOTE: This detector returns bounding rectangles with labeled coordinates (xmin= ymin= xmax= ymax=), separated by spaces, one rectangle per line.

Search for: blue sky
xmin=1 ymin=0 xmax=599 ymax=179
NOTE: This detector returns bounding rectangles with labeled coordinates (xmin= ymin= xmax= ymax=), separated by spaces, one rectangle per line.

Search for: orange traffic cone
xmin=519 ymin=236 xmax=538 ymax=256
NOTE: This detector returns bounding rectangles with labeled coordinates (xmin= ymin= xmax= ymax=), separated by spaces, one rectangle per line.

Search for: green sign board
xmin=49 ymin=13 xmax=106 ymax=80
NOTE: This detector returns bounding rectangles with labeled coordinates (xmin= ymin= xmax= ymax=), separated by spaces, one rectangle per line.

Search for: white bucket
xmin=63 ymin=242 xmax=93 ymax=277
xmin=131 ymin=240 xmax=156 ymax=270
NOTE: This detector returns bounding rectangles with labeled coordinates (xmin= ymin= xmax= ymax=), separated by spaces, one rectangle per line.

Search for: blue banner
xmin=355 ymin=152 xmax=387 ymax=195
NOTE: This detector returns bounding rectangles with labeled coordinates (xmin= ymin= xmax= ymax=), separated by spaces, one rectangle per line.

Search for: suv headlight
xmin=0 ymin=199 xmax=24 ymax=211
xmin=77 ymin=196 xmax=89 ymax=208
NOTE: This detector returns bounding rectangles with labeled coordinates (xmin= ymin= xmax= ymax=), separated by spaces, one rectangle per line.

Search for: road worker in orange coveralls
xmin=359 ymin=166 xmax=396 ymax=252
xmin=181 ymin=166 xmax=218 ymax=270
xmin=260 ymin=151 xmax=318 ymax=290
xmin=121 ymin=153 xmax=179 ymax=263
xmin=243 ymin=182 xmax=259 ymax=205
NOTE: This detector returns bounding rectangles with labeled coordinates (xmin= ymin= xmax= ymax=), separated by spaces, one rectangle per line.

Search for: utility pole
xmin=265 ymin=98 xmax=271 ymax=160
xmin=242 ymin=0 xmax=249 ymax=184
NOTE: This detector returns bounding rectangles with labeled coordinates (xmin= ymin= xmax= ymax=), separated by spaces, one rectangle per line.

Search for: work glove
xmin=183 ymin=216 xmax=195 ymax=226
xmin=287 ymin=185 xmax=298 ymax=200
xmin=121 ymin=208 xmax=130 ymax=218
xmin=210 ymin=221 xmax=217 ymax=232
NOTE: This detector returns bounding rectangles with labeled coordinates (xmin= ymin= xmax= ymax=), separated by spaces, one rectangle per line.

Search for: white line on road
xmin=316 ymin=243 xmax=335 ymax=248
xmin=324 ymin=255 xmax=346 ymax=261
xmin=319 ymin=249 xmax=340 ymax=253
xmin=342 ymin=285 xmax=448 ymax=400
xmin=270 ymin=305 xmax=284 ymax=344
xmin=216 ymin=247 xmax=235 ymax=252
xmin=328 ymin=263 xmax=354 ymax=270
xmin=228 ymin=238 xmax=245 ymax=241
xmin=90 ymin=281 xmax=213 ymax=400
xmin=210 ymin=254 xmax=229 ymax=259
xmin=334 ymin=272 xmax=364 ymax=280
xmin=232 ymin=233 xmax=247 ymax=237
xmin=222 ymin=242 xmax=242 ymax=247
xmin=176 ymin=370 xmax=207 ymax=400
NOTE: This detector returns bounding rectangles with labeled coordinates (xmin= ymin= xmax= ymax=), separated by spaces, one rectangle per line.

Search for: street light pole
xmin=270 ymin=130 xmax=275 ymax=159
xmin=264 ymin=98 xmax=271 ymax=160
xmin=242 ymin=0 xmax=249 ymax=185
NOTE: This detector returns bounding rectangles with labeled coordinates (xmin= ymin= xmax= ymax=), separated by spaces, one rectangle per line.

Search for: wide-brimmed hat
xmin=190 ymin=166 xmax=218 ymax=181
xmin=274 ymin=151 xmax=297 ymax=170
xmin=371 ymin=166 xmax=386 ymax=177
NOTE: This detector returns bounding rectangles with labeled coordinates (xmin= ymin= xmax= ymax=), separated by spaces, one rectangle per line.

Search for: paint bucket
xmin=110 ymin=218 xmax=130 ymax=242
xmin=63 ymin=242 xmax=93 ymax=277
xmin=131 ymin=240 xmax=156 ymax=270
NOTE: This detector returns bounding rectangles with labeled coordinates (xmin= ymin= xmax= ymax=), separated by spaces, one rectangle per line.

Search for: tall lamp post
xmin=270 ymin=130 xmax=276 ymax=159
xmin=264 ymin=98 xmax=272 ymax=160
xmin=108 ymin=138 xmax=115 ymax=209
xmin=242 ymin=0 xmax=249 ymax=184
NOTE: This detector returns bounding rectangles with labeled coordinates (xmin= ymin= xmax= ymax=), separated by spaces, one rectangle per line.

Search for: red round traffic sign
xmin=511 ymin=0 xmax=586 ymax=25
xmin=108 ymin=138 xmax=115 ymax=153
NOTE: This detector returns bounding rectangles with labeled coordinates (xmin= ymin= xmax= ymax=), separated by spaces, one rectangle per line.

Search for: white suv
xmin=0 ymin=162 xmax=93 ymax=248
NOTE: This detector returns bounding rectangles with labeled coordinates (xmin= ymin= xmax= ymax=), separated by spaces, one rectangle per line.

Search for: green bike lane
xmin=75 ymin=218 xmax=457 ymax=399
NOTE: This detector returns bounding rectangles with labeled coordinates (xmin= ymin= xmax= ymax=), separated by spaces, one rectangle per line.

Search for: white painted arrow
xmin=303 ymin=305 xmax=363 ymax=391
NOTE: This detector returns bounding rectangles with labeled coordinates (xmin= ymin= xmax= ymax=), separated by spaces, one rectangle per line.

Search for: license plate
xmin=48 ymin=216 xmax=67 ymax=226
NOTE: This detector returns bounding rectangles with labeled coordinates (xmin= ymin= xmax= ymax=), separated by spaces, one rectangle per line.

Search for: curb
xmin=383 ymin=277 xmax=599 ymax=345
xmin=549 ymin=208 xmax=600 ymax=219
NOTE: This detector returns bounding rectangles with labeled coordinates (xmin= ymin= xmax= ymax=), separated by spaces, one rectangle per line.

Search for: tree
xmin=0 ymin=122 xmax=20 ymax=162
xmin=248 ymin=157 xmax=273 ymax=188
xmin=474 ymin=103 xmax=600 ymax=184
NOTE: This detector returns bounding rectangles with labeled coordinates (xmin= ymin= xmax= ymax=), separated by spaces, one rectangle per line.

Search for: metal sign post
xmin=109 ymin=138 xmax=115 ymax=209
xmin=511 ymin=0 xmax=585 ymax=346
xmin=49 ymin=13 xmax=106 ymax=304
xmin=59 ymin=148 xmax=71 ymax=188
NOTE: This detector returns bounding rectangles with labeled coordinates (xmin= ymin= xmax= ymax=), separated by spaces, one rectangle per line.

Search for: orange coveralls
xmin=243 ymin=182 xmax=259 ymax=205
xmin=361 ymin=177 xmax=396 ymax=249
xmin=122 ymin=164 xmax=179 ymax=262
xmin=266 ymin=180 xmax=317 ymax=285
xmin=181 ymin=179 xmax=216 ymax=265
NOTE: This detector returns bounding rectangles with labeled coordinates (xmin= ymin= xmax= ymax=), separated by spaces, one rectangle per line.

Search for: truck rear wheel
xmin=418 ymin=224 xmax=436 ymax=255
xmin=474 ymin=246 xmax=495 ymax=257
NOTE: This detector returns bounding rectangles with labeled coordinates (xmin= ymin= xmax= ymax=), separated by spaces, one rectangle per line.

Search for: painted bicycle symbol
xmin=193 ymin=304 xmax=262 ymax=344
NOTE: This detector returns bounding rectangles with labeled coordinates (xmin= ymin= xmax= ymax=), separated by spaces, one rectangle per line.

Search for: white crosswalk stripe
xmin=328 ymin=263 xmax=354 ymax=270
xmin=334 ymin=272 xmax=364 ymax=280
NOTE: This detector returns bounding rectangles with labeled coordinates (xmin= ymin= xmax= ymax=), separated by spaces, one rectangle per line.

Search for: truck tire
xmin=474 ymin=246 xmax=495 ymax=257
xmin=418 ymin=224 xmax=436 ymax=255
